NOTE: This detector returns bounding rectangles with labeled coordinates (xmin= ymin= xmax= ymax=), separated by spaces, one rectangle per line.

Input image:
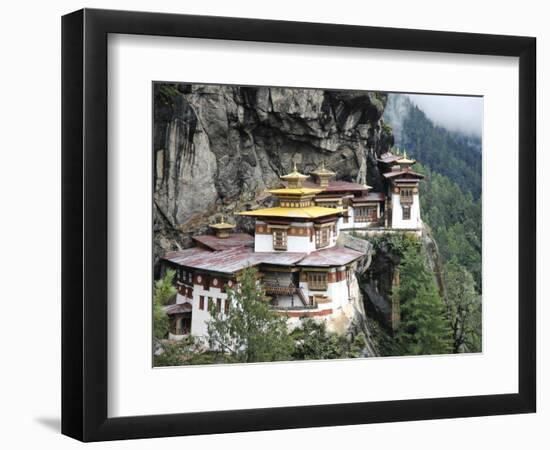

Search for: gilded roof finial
xmin=397 ymin=149 xmax=415 ymax=166
xmin=209 ymin=215 xmax=235 ymax=238
xmin=311 ymin=160 xmax=336 ymax=188
xmin=280 ymin=162 xmax=309 ymax=188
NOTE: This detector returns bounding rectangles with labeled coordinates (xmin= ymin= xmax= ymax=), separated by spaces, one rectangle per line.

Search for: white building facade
xmin=382 ymin=152 xmax=425 ymax=230
xmin=161 ymin=153 xmax=425 ymax=340
xmin=388 ymin=189 xmax=422 ymax=229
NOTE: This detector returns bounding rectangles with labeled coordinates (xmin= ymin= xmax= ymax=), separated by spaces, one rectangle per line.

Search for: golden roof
xmin=267 ymin=187 xmax=323 ymax=196
xmin=209 ymin=216 xmax=236 ymax=229
xmin=280 ymin=162 xmax=309 ymax=187
xmin=210 ymin=222 xmax=235 ymax=229
xmin=237 ymin=206 xmax=344 ymax=219
xmin=311 ymin=161 xmax=336 ymax=177
xmin=397 ymin=150 xmax=415 ymax=165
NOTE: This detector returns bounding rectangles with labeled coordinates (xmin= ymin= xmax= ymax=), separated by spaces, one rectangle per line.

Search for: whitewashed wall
xmin=254 ymin=221 xmax=340 ymax=253
xmin=190 ymin=285 xmax=227 ymax=338
xmin=390 ymin=194 xmax=421 ymax=229
xmin=327 ymin=276 xmax=350 ymax=310
xmin=338 ymin=204 xmax=382 ymax=230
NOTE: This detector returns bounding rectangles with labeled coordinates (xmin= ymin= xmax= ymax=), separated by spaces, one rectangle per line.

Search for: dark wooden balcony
xmin=264 ymin=283 xmax=312 ymax=307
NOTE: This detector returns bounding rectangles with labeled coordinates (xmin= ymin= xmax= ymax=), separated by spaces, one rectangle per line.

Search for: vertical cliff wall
xmin=153 ymin=83 xmax=394 ymax=266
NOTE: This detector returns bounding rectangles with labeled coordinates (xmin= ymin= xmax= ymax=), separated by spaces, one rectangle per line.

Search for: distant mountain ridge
xmin=383 ymin=94 xmax=482 ymax=199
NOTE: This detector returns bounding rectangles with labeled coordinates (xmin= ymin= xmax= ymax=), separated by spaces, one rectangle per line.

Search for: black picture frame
xmin=61 ymin=8 xmax=536 ymax=442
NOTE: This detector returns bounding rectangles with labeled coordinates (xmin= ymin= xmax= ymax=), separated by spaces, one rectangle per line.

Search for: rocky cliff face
xmin=153 ymin=83 xmax=394 ymax=268
xmin=357 ymin=230 xmax=446 ymax=331
xmin=358 ymin=237 xmax=401 ymax=328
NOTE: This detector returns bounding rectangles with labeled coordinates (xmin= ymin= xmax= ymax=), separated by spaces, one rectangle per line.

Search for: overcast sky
xmin=406 ymin=94 xmax=483 ymax=137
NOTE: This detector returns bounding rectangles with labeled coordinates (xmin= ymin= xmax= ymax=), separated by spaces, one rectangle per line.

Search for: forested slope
xmin=377 ymin=94 xmax=483 ymax=354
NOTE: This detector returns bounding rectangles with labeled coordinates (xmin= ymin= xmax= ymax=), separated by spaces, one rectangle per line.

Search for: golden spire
xmin=311 ymin=160 xmax=336 ymax=188
xmin=397 ymin=149 xmax=415 ymax=167
xmin=280 ymin=162 xmax=309 ymax=188
xmin=209 ymin=215 xmax=235 ymax=238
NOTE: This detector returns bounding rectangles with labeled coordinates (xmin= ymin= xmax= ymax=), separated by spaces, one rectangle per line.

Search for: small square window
xmin=272 ymin=229 xmax=288 ymax=250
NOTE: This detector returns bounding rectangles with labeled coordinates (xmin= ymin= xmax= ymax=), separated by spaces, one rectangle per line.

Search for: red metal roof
xmin=353 ymin=192 xmax=385 ymax=203
xmin=163 ymin=246 xmax=310 ymax=274
xmin=251 ymin=252 xmax=307 ymax=266
xmin=192 ymin=233 xmax=254 ymax=251
xmin=320 ymin=180 xmax=370 ymax=192
xmin=164 ymin=247 xmax=209 ymax=263
xmin=163 ymin=303 xmax=192 ymax=315
xmin=162 ymin=246 xmax=256 ymax=274
xmin=297 ymin=247 xmax=364 ymax=267
xmin=392 ymin=179 xmax=421 ymax=184
xmin=282 ymin=180 xmax=368 ymax=193
xmin=383 ymin=169 xmax=424 ymax=179
xmin=163 ymin=244 xmax=365 ymax=273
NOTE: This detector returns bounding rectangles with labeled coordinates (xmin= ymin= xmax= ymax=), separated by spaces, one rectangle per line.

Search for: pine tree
xmin=153 ymin=269 xmax=176 ymax=340
xmin=207 ymin=267 xmax=293 ymax=363
xmin=416 ymin=163 xmax=482 ymax=291
xmin=290 ymin=319 xmax=366 ymax=360
xmin=444 ymin=259 xmax=482 ymax=353
xmin=396 ymin=244 xmax=453 ymax=355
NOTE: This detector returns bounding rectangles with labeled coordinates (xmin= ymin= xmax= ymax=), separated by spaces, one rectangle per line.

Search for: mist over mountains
xmin=382 ymin=92 xmax=482 ymax=291
xmin=383 ymin=94 xmax=482 ymax=199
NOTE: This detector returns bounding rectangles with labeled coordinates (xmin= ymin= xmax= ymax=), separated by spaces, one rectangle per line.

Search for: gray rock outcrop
xmin=153 ymin=83 xmax=393 ymax=270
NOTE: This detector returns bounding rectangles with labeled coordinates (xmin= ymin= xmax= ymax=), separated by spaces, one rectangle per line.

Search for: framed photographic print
xmin=61 ymin=8 xmax=536 ymax=442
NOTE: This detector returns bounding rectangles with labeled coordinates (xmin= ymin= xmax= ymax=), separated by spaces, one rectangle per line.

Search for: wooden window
xmin=216 ymin=298 xmax=222 ymax=312
xmin=224 ymin=299 xmax=230 ymax=313
xmin=400 ymin=188 xmax=413 ymax=204
xmin=355 ymin=206 xmax=377 ymax=222
xmin=322 ymin=227 xmax=330 ymax=246
xmin=308 ymin=272 xmax=328 ymax=290
xmin=315 ymin=227 xmax=330 ymax=248
xmin=199 ymin=295 xmax=204 ymax=310
xmin=208 ymin=297 xmax=213 ymax=311
xmin=367 ymin=206 xmax=377 ymax=220
xmin=402 ymin=205 xmax=411 ymax=220
xmin=272 ymin=229 xmax=288 ymax=250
